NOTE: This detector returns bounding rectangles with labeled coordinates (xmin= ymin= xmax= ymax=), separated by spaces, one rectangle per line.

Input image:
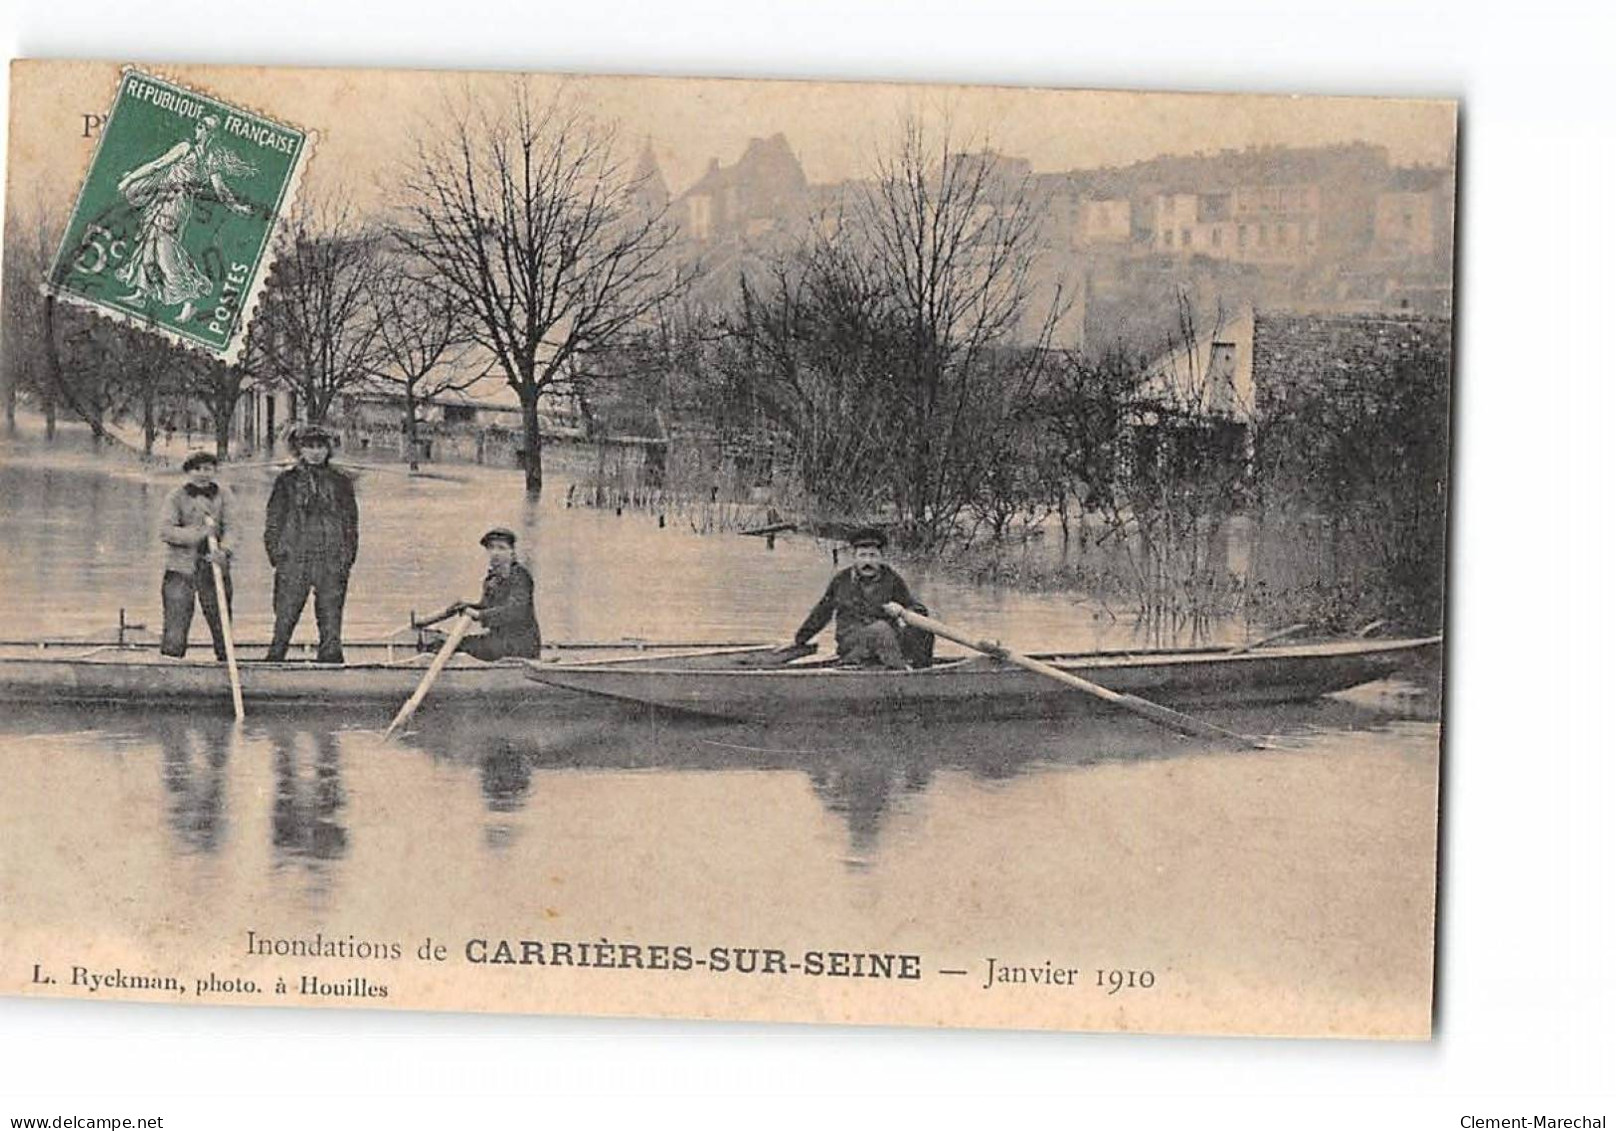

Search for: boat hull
xmin=524 ymin=638 xmax=1442 ymax=721
xmin=0 ymin=641 xmax=771 ymax=708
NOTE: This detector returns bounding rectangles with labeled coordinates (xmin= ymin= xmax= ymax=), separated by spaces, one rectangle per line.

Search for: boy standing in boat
xmin=421 ymin=528 xmax=542 ymax=661
xmin=158 ymin=450 xmax=236 ymax=660
xmin=791 ymin=527 xmax=928 ymax=669
xmin=263 ymin=424 xmax=360 ymax=664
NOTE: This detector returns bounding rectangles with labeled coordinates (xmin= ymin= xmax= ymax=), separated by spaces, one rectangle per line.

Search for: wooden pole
xmin=884 ymin=603 xmax=1262 ymax=749
xmin=1227 ymin=622 xmax=1309 ymax=656
xmin=384 ymin=613 xmax=475 ymax=740
xmin=205 ymin=523 xmax=244 ymax=722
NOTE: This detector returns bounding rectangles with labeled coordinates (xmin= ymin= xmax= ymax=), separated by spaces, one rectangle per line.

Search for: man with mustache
xmin=791 ymin=527 xmax=927 ymax=669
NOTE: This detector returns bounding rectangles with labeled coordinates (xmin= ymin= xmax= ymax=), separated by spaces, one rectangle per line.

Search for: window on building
xmin=1208 ymin=341 xmax=1238 ymax=389
xmin=1211 ymin=227 xmax=1222 ymax=248
xmin=442 ymin=404 xmax=476 ymax=426
xmin=1163 ymin=230 xmax=1173 ymax=247
xmin=1180 ymin=227 xmax=1191 ymax=247
xmin=1238 ymin=225 xmax=1249 ymax=247
xmin=1278 ymin=224 xmax=1290 ymax=246
xmin=687 ymin=196 xmax=713 ymax=241
xmin=1258 ymin=225 xmax=1268 ymax=246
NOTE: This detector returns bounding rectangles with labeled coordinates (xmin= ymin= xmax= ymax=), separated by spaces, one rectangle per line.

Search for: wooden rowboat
xmin=522 ymin=636 xmax=1443 ymax=721
xmin=0 ymin=638 xmax=772 ymax=708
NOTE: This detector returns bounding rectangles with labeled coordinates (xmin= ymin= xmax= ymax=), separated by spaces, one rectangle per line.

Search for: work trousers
xmin=266 ymin=559 xmax=350 ymax=663
xmin=160 ymin=562 xmax=233 ymax=660
xmin=417 ymin=629 xmax=540 ymax=662
xmin=837 ymin=621 xmax=907 ymax=669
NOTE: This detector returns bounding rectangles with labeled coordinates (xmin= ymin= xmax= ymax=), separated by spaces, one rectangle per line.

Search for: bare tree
xmin=1033 ymin=346 xmax=1143 ymax=550
xmin=857 ymin=119 xmax=1063 ymax=546
xmin=254 ymin=198 xmax=386 ymax=426
xmin=715 ymin=231 xmax=903 ymax=519
xmin=396 ymin=82 xmax=687 ymax=496
xmin=98 ymin=315 xmax=189 ymax=457
xmin=367 ymin=251 xmax=487 ymax=470
xmin=190 ymin=352 xmax=253 ymax=458
xmin=4 ymin=201 xmax=122 ymax=443
xmin=0 ymin=202 xmax=61 ymax=434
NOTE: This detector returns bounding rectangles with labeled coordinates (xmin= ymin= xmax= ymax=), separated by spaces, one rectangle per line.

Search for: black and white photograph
xmin=2 ymin=58 xmax=1454 ymax=1039
xmin=0 ymin=4 xmax=1610 ymax=1126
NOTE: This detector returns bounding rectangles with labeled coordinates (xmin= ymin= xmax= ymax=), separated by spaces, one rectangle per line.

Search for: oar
xmin=383 ymin=613 xmax=475 ymax=740
xmin=1227 ymin=622 xmax=1310 ymax=655
xmin=411 ymin=602 xmax=466 ymax=630
xmin=884 ymin=603 xmax=1262 ymax=749
xmin=734 ymin=642 xmax=816 ymax=668
xmin=204 ymin=521 xmax=245 ymax=722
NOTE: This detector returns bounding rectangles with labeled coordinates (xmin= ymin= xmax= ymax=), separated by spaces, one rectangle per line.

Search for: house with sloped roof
xmin=676 ymin=133 xmax=809 ymax=246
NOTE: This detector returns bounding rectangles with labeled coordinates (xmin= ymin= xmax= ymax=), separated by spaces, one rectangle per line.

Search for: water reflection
xmin=478 ymin=741 xmax=533 ymax=813
xmin=806 ymin=752 xmax=932 ymax=870
xmin=270 ymin=727 xmax=349 ymax=871
xmin=0 ymin=672 xmax=1436 ymax=903
xmin=399 ymin=682 xmax=1433 ymax=869
xmin=478 ymin=740 xmax=533 ymax=852
xmin=158 ymin=717 xmax=231 ymax=854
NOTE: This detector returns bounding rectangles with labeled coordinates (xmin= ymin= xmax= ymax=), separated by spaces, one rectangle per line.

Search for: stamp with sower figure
xmin=45 ymin=68 xmax=310 ymax=362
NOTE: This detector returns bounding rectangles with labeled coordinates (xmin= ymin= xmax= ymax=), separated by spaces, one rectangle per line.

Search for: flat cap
xmin=847 ymin=526 xmax=887 ymax=549
xmin=288 ymin=423 xmax=335 ymax=448
xmin=479 ymin=527 xmax=518 ymax=547
xmin=181 ymin=449 xmax=218 ymax=471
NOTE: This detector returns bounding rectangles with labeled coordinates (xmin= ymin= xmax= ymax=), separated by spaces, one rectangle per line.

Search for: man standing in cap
xmin=790 ymin=527 xmax=925 ymax=669
xmin=158 ymin=450 xmax=236 ymax=660
xmin=263 ymin=424 xmax=360 ymax=663
xmin=421 ymin=528 xmax=542 ymax=661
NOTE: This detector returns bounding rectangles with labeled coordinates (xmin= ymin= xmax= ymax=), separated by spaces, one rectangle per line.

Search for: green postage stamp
xmin=45 ymin=69 xmax=310 ymax=362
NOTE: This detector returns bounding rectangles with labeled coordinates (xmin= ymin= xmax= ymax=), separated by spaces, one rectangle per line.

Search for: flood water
xmin=0 ymin=428 xmax=1441 ymax=1036
xmin=0 ymin=430 xmax=1190 ymax=650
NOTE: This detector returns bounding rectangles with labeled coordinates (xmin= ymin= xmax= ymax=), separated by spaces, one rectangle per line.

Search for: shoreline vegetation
xmin=564 ymin=464 xmax=1437 ymax=646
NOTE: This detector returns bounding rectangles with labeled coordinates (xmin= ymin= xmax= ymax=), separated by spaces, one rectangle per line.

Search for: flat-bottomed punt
xmin=523 ymin=636 xmax=1442 ymax=721
xmin=0 ymin=638 xmax=771 ymax=708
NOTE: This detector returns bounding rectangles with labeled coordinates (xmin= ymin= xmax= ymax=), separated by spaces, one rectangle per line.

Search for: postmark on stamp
xmin=44 ymin=68 xmax=310 ymax=363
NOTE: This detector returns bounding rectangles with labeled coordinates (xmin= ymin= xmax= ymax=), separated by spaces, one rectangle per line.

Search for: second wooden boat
xmin=522 ymin=636 xmax=1442 ymax=721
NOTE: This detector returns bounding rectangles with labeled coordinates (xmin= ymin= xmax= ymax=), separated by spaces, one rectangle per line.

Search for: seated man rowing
xmin=419 ymin=527 xmax=542 ymax=661
xmin=789 ymin=526 xmax=930 ymax=669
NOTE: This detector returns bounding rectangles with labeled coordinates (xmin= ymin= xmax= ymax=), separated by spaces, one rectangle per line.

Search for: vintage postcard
xmin=0 ymin=60 xmax=1455 ymax=1038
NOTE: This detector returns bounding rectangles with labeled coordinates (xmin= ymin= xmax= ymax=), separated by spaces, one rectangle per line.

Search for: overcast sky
xmin=9 ymin=61 xmax=1455 ymax=216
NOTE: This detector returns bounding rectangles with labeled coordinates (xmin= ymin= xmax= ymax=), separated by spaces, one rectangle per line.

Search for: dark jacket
xmin=470 ymin=562 xmax=542 ymax=657
xmin=794 ymin=564 xmax=916 ymax=651
xmin=264 ymin=463 xmax=359 ymax=572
